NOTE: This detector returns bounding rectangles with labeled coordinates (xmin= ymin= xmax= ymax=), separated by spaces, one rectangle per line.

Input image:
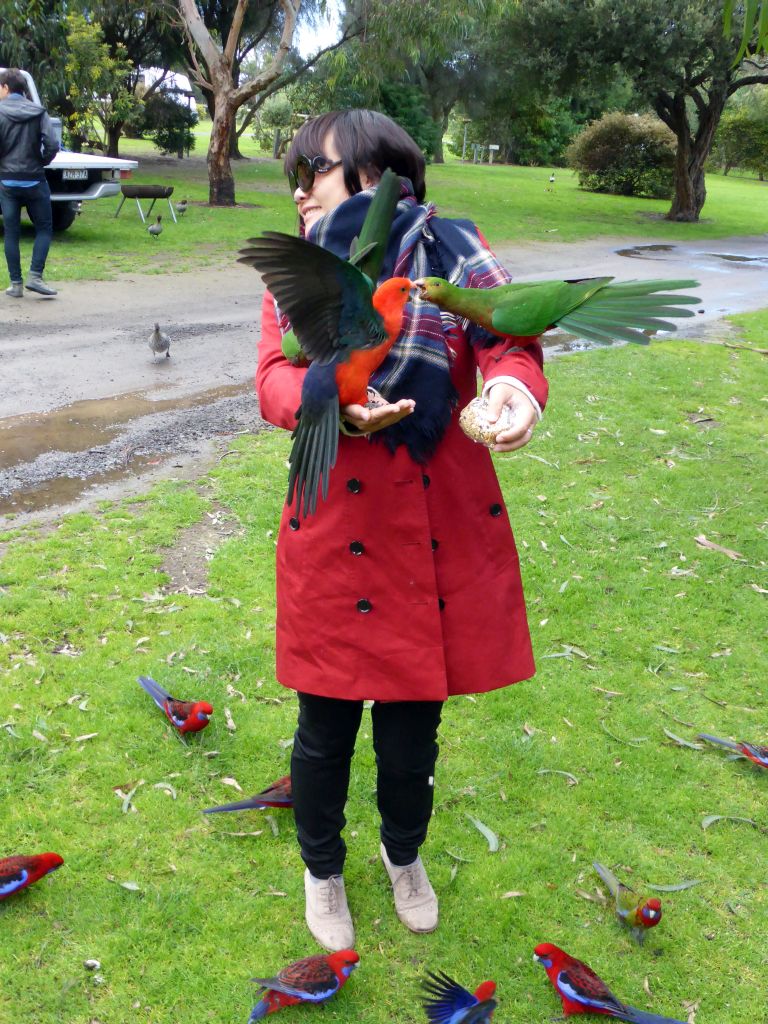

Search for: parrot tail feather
xmin=616 ymin=1003 xmax=687 ymax=1023
xmin=593 ymin=861 xmax=621 ymax=897
xmin=137 ymin=675 xmax=171 ymax=710
xmin=247 ymin=996 xmax=270 ymax=1021
xmin=697 ymin=733 xmax=741 ymax=751
xmin=203 ymin=798 xmax=267 ymax=814
xmin=287 ymin=399 xmax=340 ymax=518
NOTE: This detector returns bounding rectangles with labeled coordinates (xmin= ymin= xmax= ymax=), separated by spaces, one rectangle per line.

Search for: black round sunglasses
xmin=288 ymin=154 xmax=343 ymax=193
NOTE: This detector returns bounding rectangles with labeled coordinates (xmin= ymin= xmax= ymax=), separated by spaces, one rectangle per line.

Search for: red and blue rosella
xmin=421 ymin=970 xmax=497 ymax=1023
xmin=697 ymin=733 xmax=768 ymax=769
xmin=593 ymin=862 xmax=662 ymax=944
xmin=137 ymin=675 xmax=213 ymax=734
xmin=0 ymin=853 xmax=64 ymax=901
xmin=534 ymin=944 xmax=685 ymax=1023
xmin=248 ymin=949 xmax=359 ymax=1020
xmin=203 ymin=775 xmax=292 ymax=814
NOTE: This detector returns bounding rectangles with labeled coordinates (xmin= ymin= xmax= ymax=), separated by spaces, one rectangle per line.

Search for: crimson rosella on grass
xmin=421 ymin=970 xmax=497 ymax=1023
xmin=414 ymin=276 xmax=700 ymax=346
xmin=248 ymin=949 xmax=359 ymax=1020
xmin=697 ymin=733 xmax=768 ymax=769
xmin=203 ymin=775 xmax=292 ymax=814
xmin=0 ymin=853 xmax=64 ymax=901
xmin=533 ymin=944 xmax=685 ymax=1023
xmin=593 ymin=862 xmax=662 ymax=944
xmin=137 ymin=675 xmax=213 ymax=734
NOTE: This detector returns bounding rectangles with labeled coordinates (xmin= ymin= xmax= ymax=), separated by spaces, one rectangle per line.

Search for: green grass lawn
xmin=13 ymin=129 xmax=768 ymax=283
xmin=1 ymin=317 xmax=766 ymax=1021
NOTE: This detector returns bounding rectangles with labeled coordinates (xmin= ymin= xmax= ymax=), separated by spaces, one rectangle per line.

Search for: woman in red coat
xmin=256 ymin=110 xmax=548 ymax=952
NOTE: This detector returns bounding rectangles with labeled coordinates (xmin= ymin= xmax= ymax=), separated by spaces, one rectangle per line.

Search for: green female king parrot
xmin=414 ymin=276 xmax=701 ymax=346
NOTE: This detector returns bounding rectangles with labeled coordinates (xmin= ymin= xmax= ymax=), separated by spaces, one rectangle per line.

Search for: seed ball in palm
xmin=459 ymin=395 xmax=517 ymax=446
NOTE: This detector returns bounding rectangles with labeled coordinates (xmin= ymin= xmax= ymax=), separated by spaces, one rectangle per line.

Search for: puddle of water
xmin=704 ymin=253 xmax=768 ymax=265
xmin=0 ymin=455 xmax=157 ymax=516
xmin=0 ymin=383 xmax=249 ymax=471
xmin=616 ymin=244 xmax=677 ymax=257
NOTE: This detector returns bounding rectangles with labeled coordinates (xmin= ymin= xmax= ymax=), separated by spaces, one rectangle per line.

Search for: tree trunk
xmin=208 ymin=96 xmax=236 ymax=205
xmin=229 ymin=117 xmax=245 ymax=159
xmin=663 ymin=91 xmax=724 ymax=222
xmin=106 ymin=122 xmax=123 ymax=158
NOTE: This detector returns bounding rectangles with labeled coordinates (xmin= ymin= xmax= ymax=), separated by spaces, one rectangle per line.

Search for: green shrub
xmin=566 ymin=111 xmax=675 ymax=199
xmin=126 ymin=92 xmax=198 ymax=154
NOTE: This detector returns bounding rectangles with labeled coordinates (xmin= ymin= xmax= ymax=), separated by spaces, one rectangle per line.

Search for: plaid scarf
xmin=275 ymin=180 xmax=512 ymax=463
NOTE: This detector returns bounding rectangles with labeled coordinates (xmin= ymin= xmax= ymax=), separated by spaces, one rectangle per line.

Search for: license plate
xmin=62 ymin=169 xmax=89 ymax=181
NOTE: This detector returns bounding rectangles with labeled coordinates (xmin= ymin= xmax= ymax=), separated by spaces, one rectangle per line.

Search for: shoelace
xmin=318 ymin=877 xmax=340 ymax=914
xmin=399 ymin=863 xmax=426 ymax=900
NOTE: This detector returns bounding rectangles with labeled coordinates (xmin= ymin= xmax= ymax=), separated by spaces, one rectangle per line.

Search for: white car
xmin=1 ymin=68 xmax=138 ymax=230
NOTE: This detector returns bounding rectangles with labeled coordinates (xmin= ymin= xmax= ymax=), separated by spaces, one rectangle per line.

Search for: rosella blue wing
xmin=0 ymin=860 xmax=30 ymax=898
xmin=137 ymin=674 xmax=172 ymax=711
xmin=422 ymin=971 xmax=479 ymax=1024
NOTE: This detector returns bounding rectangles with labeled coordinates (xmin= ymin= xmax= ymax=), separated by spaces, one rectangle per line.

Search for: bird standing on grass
xmin=248 ymin=949 xmax=359 ymax=1020
xmin=148 ymin=322 xmax=171 ymax=361
xmin=137 ymin=675 xmax=213 ymax=734
xmin=175 ymin=199 xmax=188 ymax=217
xmin=421 ymin=970 xmax=497 ymax=1022
xmin=534 ymin=943 xmax=685 ymax=1022
xmin=593 ymin=862 xmax=662 ymax=944
xmin=203 ymin=774 xmax=292 ymax=814
xmin=414 ymin=276 xmax=700 ymax=347
xmin=0 ymin=853 xmax=64 ymax=900
xmin=697 ymin=733 xmax=768 ymax=769
xmin=148 ymin=215 xmax=163 ymax=238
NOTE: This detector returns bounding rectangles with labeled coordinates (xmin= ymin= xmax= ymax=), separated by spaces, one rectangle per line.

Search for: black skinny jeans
xmin=291 ymin=692 xmax=443 ymax=879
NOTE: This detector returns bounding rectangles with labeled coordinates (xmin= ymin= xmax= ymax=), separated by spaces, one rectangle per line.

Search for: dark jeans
xmin=0 ymin=180 xmax=53 ymax=282
xmin=291 ymin=692 xmax=443 ymax=879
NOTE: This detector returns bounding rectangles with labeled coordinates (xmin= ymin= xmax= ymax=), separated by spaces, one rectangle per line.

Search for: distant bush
xmin=126 ymin=92 xmax=197 ymax=154
xmin=566 ymin=112 xmax=675 ymax=199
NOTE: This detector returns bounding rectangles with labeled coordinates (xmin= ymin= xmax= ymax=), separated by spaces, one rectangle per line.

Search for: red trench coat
xmin=256 ymin=287 xmax=549 ymax=703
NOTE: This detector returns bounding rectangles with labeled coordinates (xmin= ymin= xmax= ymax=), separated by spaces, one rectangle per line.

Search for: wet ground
xmin=1 ymin=234 xmax=766 ymax=524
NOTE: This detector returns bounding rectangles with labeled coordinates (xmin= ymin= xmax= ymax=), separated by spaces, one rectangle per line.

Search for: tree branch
xmin=224 ymin=0 xmax=248 ymax=65
xmin=232 ymin=0 xmax=300 ymax=107
xmin=177 ymin=0 xmax=220 ymax=75
xmin=728 ymin=71 xmax=768 ymax=94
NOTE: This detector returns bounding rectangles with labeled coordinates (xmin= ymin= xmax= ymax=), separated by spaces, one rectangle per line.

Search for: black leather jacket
xmin=0 ymin=95 xmax=59 ymax=180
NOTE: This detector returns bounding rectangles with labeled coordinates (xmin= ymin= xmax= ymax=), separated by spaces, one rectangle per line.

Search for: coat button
xmin=438 ymin=597 xmax=445 ymax=610
xmin=431 ymin=538 xmax=439 ymax=551
xmin=288 ymin=517 xmax=300 ymax=530
xmin=349 ymin=541 xmax=364 ymax=555
xmin=489 ymin=503 xmax=502 ymax=517
xmin=347 ymin=478 xmax=361 ymax=493
xmin=422 ymin=474 xmax=430 ymax=488
xmin=357 ymin=598 xmax=372 ymax=613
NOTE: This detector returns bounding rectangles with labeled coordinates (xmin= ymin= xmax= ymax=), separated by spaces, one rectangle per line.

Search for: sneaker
xmin=5 ymin=281 xmax=23 ymax=298
xmin=380 ymin=842 xmax=438 ymax=933
xmin=303 ymin=869 xmax=355 ymax=952
xmin=25 ymin=273 xmax=57 ymax=296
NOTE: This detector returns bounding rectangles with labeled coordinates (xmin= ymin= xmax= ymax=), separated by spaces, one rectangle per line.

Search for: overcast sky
xmin=294 ymin=3 xmax=342 ymax=59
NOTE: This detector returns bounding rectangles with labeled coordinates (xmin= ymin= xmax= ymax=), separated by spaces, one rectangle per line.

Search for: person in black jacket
xmin=0 ymin=69 xmax=60 ymax=297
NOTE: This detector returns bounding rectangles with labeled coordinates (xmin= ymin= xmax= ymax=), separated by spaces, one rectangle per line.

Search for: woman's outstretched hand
xmin=485 ymin=382 xmax=538 ymax=452
xmin=341 ymin=395 xmax=416 ymax=434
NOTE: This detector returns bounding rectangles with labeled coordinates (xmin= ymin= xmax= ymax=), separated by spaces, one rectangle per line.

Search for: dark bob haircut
xmin=284 ymin=109 xmax=426 ymax=203
xmin=0 ymin=69 xmax=29 ymax=96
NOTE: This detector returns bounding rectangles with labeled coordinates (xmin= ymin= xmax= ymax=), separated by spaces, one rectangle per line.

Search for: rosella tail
xmin=204 ymin=775 xmax=292 ymax=814
xmin=137 ymin=674 xmax=171 ymax=711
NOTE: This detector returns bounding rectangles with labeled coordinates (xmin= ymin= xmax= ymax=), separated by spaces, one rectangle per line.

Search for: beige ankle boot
xmin=304 ymin=869 xmax=355 ymax=952
xmin=380 ymin=842 xmax=438 ymax=933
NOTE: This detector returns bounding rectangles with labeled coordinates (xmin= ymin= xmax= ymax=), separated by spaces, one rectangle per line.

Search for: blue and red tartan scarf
xmin=275 ymin=179 xmax=512 ymax=464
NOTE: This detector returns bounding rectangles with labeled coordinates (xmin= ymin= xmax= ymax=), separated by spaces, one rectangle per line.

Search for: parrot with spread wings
xmin=239 ymin=169 xmax=412 ymax=517
xmin=421 ymin=969 xmax=497 ymax=1023
xmin=593 ymin=862 xmax=662 ymax=944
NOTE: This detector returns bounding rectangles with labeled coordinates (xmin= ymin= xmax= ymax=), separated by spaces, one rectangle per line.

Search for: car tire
xmin=51 ymin=201 xmax=79 ymax=232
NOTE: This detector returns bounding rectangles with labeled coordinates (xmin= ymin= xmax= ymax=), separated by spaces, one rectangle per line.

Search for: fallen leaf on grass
xmin=683 ymin=998 xmax=700 ymax=1024
xmin=694 ymin=534 xmax=743 ymax=560
xmin=444 ymin=850 xmax=472 ymax=863
xmin=647 ymin=879 xmax=702 ymax=892
xmin=593 ymin=686 xmax=623 ymax=697
xmin=663 ymin=729 xmax=703 ymax=750
xmin=701 ymin=814 xmax=757 ymax=830
xmin=220 ymin=777 xmax=243 ymax=793
xmin=265 ymin=814 xmax=279 ymax=837
xmin=74 ymin=733 xmax=98 ymax=744
xmin=643 ymin=977 xmax=652 ymax=998
xmin=750 ymin=583 xmax=768 ymax=594
xmin=501 ymin=890 xmax=525 ymax=899
xmin=266 ymin=887 xmax=287 ymax=897
xmin=220 ymin=830 xmax=263 ymax=837
xmin=537 ymin=768 xmax=579 ymax=786
xmin=118 ymin=781 xmax=144 ymax=814
xmin=224 ymin=707 xmax=236 ymax=732
xmin=32 ymin=730 xmax=48 ymax=743
xmin=523 ymin=722 xmax=537 ymax=737
xmin=599 ymin=720 xmax=648 ymax=746
xmin=226 ymin=684 xmax=247 ymax=703
xmin=466 ymin=814 xmax=499 ymax=852
xmin=575 ymin=887 xmax=607 ymax=905
xmin=134 ymin=636 xmax=150 ymax=648
xmin=153 ymin=782 xmax=177 ymax=799
xmin=119 ymin=881 xmax=141 ymax=892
